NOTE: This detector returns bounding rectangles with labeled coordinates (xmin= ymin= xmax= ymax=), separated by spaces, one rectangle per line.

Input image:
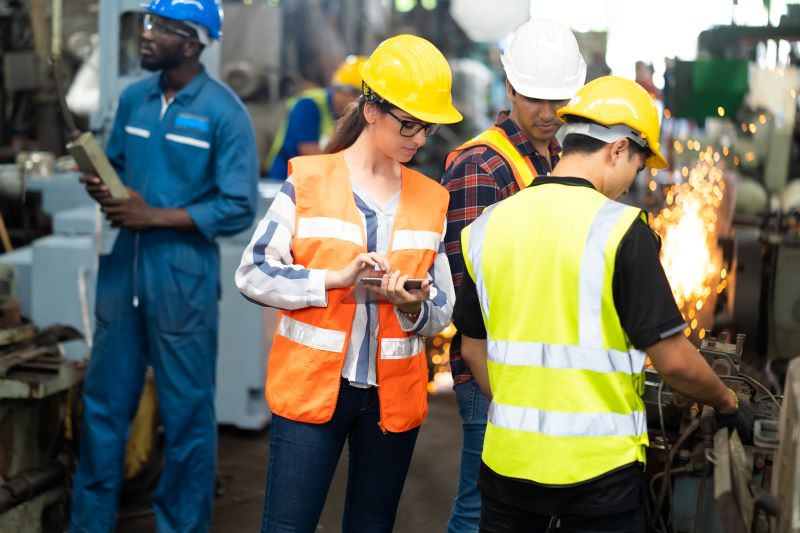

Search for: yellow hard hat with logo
xmin=359 ymin=34 xmax=462 ymax=125
xmin=332 ymin=55 xmax=368 ymax=91
xmin=557 ymin=76 xmax=667 ymax=169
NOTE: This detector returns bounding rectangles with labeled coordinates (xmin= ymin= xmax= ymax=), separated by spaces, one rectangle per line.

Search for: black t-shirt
xmin=452 ymin=177 xmax=686 ymax=514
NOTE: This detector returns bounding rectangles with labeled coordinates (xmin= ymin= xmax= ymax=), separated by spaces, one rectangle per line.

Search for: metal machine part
xmin=0 ymin=172 xmax=277 ymax=429
xmin=0 ymin=286 xmax=84 ymax=531
xmin=769 ymin=244 xmax=800 ymax=361
xmin=644 ymin=332 xmax=781 ymax=533
xmin=726 ymin=212 xmax=800 ymax=364
xmin=772 ymin=357 xmax=800 ymax=532
xmin=219 ymin=2 xmax=281 ymax=102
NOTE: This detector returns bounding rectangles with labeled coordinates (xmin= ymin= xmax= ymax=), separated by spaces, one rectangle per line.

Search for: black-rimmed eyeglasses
xmin=143 ymin=13 xmax=198 ymax=40
xmin=385 ymin=108 xmax=441 ymax=138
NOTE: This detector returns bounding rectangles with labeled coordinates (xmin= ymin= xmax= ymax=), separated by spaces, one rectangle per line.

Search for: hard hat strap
xmin=362 ymin=82 xmax=386 ymax=105
xmin=184 ymin=21 xmax=211 ymax=45
xmin=561 ymin=122 xmax=648 ymax=149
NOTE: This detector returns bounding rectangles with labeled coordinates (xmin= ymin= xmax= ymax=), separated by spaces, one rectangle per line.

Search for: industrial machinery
xmin=622 ymin=17 xmax=800 ymax=529
xmin=652 ymin=12 xmax=800 ymax=367
xmin=0 ymin=0 xmax=277 ymax=429
xmin=0 ymin=267 xmax=84 ymax=531
xmin=643 ymin=332 xmax=782 ymax=532
xmin=0 ymin=1 xmax=278 ymax=526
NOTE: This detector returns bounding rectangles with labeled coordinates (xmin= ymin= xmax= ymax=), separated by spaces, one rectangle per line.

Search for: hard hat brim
xmin=361 ymin=73 xmax=463 ymax=124
xmin=646 ymin=152 xmax=668 ymax=170
xmin=403 ymin=105 xmax=463 ymax=125
xmin=558 ymin=108 xmax=668 ymax=170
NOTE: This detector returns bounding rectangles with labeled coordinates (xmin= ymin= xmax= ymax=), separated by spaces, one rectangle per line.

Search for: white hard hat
xmin=501 ymin=18 xmax=587 ymax=100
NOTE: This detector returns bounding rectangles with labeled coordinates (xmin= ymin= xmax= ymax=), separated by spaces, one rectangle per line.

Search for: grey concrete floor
xmin=117 ymin=392 xmax=461 ymax=532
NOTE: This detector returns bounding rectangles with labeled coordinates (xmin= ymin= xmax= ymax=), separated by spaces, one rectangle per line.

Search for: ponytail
xmin=324 ymin=98 xmax=367 ymax=154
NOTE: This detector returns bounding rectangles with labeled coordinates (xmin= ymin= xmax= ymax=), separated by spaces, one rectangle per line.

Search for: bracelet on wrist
xmin=399 ymin=307 xmax=421 ymax=320
xmin=728 ymin=387 xmax=739 ymax=410
xmin=719 ymin=387 xmax=739 ymax=414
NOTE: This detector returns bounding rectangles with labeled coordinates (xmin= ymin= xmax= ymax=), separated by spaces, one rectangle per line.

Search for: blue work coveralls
xmin=69 ymin=67 xmax=258 ymax=533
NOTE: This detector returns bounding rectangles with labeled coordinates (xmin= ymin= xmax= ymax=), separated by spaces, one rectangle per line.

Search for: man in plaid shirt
xmin=440 ymin=19 xmax=587 ymax=532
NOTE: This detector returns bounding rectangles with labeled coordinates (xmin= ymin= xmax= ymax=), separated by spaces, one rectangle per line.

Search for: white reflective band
xmin=277 ymin=315 xmax=346 ymax=352
xmin=296 ymin=217 xmax=364 ymax=247
xmin=380 ymin=335 xmax=424 ymax=359
xmin=391 ymin=230 xmax=440 ymax=252
xmin=466 ymin=204 xmax=497 ymax=323
xmin=489 ymin=402 xmax=647 ymax=438
xmin=125 ymin=126 xmax=150 ymax=138
xmin=579 ymin=200 xmax=631 ymax=348
xmin=488 ymin=340 xmax=647 ymax=375
xmin=562 ymin=122 xmax=648 ymax=149
xmin=165 ymin=133 xmax=210 ymax=149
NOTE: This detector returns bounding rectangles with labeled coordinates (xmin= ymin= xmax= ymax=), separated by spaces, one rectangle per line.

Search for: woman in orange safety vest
xmin=236 ymin=34 xmax=462 ymax=532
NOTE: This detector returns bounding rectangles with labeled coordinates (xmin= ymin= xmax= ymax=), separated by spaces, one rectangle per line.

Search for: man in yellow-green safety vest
xmin=440 ymin=20 xmax=587 ymax=531
xmin=454 ymin=75 xmax=754 ymax=532
xmin=264 ymin=55 xmax=366 ymax=179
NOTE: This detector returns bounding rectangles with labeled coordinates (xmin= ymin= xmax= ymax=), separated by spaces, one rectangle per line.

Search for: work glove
xmin=715 ymin=389 xmax=754 ymax=444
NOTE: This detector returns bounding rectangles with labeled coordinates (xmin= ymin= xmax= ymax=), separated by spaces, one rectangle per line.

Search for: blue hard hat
xmin=145 ymin=0 xmax=223 ymax=41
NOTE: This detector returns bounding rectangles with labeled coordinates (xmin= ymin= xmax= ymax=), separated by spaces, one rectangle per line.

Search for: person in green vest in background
xmin=264 ymin=55 xmax=367 ymax=179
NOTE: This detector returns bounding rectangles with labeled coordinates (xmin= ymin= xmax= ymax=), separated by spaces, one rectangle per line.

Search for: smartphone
xmin=358 ymin=277 xmax=425 ymax=290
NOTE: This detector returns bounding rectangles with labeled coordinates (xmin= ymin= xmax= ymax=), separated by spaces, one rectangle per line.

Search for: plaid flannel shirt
xmin=440 ymin=111 xmax=561 ymax=386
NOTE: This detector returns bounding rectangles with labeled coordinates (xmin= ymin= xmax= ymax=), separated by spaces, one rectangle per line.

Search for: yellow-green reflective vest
xmin=445 ymin=126 xmax=537 ymax=190
xmin=264 ymin=88 xmax=334 ymax=172
xmin=461 ymin=182 xmax=650 ymax=485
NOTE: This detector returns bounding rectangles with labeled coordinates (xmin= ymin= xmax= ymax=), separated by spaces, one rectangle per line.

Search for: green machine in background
xmin=669 ymin=59 xmax=750 ymax=122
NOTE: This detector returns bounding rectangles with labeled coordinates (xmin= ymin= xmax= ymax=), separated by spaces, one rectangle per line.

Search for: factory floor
xmin=117 ymin=392 xmax=461 ymax=532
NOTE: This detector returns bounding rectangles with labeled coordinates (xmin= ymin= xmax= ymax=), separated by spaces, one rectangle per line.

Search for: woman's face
xmin=367 ymin=104 xmax=432 ymax=163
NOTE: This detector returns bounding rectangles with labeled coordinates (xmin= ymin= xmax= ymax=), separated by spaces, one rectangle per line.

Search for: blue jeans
xmin=447 ymin=380 xmax=491 ymax=533
xmin=261 ymin=380 xmax=420 ymax=533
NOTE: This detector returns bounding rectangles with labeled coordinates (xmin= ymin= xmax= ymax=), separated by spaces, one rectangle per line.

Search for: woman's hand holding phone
xmin=325 ymin=252 xmax=391 ymax=289
xmin=367 ymin=270 xmax=430 ymax=315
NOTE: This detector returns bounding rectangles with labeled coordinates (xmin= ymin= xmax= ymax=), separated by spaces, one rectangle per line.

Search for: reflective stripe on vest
xmin=380 ymin=335 xmax=425 ymax=359
xmin=267 ymin=152 xmax=448 ymax=432
xmin=445 ymin=126 xmax=537 ymax=190
xmin=277 ymin=315 xmax=346 ymax=353
xmin=391 ymin=229 xmax=441 ymax=252
xmin=277 ymin=315 xmax=424 ymax=360
xmin=264 ymin=88 xmax=334 ymax=171
xmin=489 ymin=402 xmax=647 ymax=438
xmin=297 ymin=216 xmax=364 ymax=247
xmin=488 ymin=340 xmax=647 ymax=375
xmin=462 ymin=183 xmax=648 ymax=485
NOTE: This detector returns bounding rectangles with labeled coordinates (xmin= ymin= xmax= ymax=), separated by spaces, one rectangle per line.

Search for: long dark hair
xmin=324 ymin=98 xmax=366 ymax=154
xmin=324 ymin=96 xmax=392 ymax=154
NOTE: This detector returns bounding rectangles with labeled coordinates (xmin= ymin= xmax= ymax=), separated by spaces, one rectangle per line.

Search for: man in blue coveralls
xmin=70 ymin=0 xmax=258 ymax=531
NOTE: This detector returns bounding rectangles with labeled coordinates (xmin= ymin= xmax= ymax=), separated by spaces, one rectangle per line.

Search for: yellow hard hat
xmin=359 ymin=34 xmax=462 ymax=124
xmin=557 ymin=76 xmax=667 ymax=169
xmin=331 ymin=55 xmax=367 ymax=91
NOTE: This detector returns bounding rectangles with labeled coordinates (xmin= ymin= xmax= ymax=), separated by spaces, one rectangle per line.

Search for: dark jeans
xmin=479 ymin=492 xmax=647 ymax=533
xmin=260 ymin=380 xmax=420 ymax=533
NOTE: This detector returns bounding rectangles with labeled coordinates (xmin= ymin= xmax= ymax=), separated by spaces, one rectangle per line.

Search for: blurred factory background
xmin=1 ymin=0 xmax=800 ymax=531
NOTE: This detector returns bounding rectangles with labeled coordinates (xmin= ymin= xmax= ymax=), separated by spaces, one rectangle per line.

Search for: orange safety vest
xmin=444 ymin=126 xmax=537 ymax=190
xmin=266 ymin=152 xmax=449 ymax=433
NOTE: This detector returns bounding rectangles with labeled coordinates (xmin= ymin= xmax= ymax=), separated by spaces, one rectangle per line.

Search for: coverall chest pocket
xmin=123 ymin=124 xmax=153 ymax=188
xmin=151 ymin=255 xmax=216 ymax=334
xmin=163 ymin=129 xmax=212 ymax=186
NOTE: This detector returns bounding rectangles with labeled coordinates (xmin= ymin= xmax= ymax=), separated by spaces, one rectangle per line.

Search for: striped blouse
xmin=235 ymin=175 xmax=455 ymax=387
